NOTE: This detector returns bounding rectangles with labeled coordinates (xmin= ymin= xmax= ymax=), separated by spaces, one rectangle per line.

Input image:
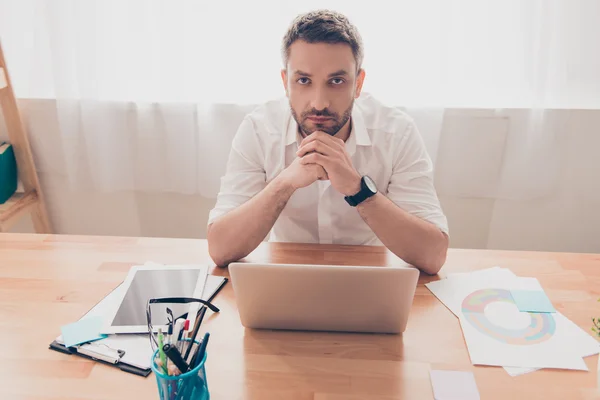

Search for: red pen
xmin=179 ymin=320 xmax=189 ymax=353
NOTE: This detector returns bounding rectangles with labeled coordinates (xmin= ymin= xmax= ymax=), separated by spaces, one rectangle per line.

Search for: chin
xmin=302 ymin=123 xmax=339 ymax=137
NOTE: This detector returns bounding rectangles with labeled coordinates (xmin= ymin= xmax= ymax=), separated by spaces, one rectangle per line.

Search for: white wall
xmin=3 ymin=100 xmax=600 ymax=254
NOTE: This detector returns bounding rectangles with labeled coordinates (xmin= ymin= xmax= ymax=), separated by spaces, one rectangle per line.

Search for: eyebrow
xmin=293 ymin=69 xmax=349 ymax=77
xmin=293 ymin=70 xmax=311 ymax=77
xmin=327 ymin=69 xmax=349 ymax=77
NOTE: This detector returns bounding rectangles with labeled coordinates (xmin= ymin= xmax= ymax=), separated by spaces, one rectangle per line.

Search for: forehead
xmin=287 ymin=40 xmax=356 ymax=75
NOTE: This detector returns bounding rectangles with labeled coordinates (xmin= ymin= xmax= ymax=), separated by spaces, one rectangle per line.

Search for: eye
xmin=297 ymin=77 xmax=311 ymax=85
xmin=330 ymin=78 xmax=345 ymax=85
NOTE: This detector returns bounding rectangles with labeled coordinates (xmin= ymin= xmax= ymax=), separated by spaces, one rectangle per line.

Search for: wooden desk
xmin=1 ymin=233 xmax=599 ymax=399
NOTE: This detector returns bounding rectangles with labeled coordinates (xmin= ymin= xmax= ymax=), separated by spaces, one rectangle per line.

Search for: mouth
xmin=307 ymin=116 xmax=333 ymax=123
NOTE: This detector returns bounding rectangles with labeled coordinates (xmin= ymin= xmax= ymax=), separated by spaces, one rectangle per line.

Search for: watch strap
xmin=344 ymin=177 xmax=376 ymax=207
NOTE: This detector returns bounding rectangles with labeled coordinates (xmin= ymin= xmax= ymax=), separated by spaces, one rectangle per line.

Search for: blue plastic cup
xmin=151 ymin=340 xmax=209 ymax=400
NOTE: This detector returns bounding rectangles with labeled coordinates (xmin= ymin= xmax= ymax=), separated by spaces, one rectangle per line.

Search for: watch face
xmin=364 ymin=176 xmax=377 ymax=193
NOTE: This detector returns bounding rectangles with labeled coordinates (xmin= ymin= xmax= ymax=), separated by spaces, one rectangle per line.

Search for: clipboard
xmin=49 ymin=337 xmax=151 ymax=377
xmin=48 ymin=271 xmax=228 ymax=377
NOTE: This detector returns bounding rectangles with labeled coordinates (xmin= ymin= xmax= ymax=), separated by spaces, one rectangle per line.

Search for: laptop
xmin=228 ymin=262 xmax=420 ymax=334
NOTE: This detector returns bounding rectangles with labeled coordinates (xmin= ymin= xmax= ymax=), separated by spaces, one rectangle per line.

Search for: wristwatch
xmin=344 ymin=176 xmax=377 ymax=207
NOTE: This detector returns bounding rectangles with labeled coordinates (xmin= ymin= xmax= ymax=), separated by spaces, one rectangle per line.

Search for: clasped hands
xmin=293 ymin=131 xmax=362 ymax=196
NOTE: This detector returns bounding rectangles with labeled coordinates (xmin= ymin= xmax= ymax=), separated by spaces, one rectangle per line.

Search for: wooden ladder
xmin=0 ymin=40 xmax=52 ymax=233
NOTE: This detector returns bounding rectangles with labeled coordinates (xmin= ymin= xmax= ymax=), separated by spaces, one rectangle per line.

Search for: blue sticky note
xmin=61 ymin=316 xmax=108 ymax=347
xmin=510 ymin=290 xmax=556 ymax=313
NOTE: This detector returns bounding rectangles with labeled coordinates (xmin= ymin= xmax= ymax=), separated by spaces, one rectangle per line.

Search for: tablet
xmin=101 ymin=264 xmax=208 ymax=334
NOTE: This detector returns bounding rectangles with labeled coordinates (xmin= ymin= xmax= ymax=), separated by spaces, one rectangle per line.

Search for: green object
xmin=157 ymin=328 xmax=168 ymax=374
xmin=60 ymin=316 xmax=108 ymax=347
xmin=0 ymin=142 xmax=18 ymax=204
xmin=592 ymin=298 xmax=600 ymax=338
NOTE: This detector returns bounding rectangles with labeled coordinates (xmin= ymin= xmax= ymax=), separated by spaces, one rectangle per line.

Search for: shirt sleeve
xmin=207 ymin=116 xmax=268 ymax=226
xmin=386 ymin=120 xmax=449 ymax=235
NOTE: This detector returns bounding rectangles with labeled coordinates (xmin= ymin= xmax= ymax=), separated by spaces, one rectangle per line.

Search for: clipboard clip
xmin=76 ymin=342 xmax=126 ymax=365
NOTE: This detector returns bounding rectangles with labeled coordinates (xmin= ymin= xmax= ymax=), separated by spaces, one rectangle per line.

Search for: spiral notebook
xmin=49 ymin=270 xmax=227 ymax=377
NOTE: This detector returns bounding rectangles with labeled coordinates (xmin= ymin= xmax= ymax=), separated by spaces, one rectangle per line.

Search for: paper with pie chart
xmin=426 ymin=269 xmax=597 ymax=371
xmin=444 ymin=268 xmax=539 ymax=375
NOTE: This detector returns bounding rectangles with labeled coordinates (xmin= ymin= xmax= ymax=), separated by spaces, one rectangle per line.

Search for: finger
xmin=300 ymin=131 xmax=339 ymax=147
xmin=299 ymin=152 xmax=331 ymax=168
xmin=317 ymin=166 xmax=329 ymax=180
xmin=300 ymin=131 xmax=344 ymax=150
xmin=296 ymin=139 xmax=337 ymax=157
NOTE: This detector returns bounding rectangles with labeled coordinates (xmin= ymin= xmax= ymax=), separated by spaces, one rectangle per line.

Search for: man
xmin=207 ymin=10 xmax=449 ymax=274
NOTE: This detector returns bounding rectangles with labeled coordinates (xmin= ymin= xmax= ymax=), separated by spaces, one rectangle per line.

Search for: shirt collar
xmin=285 ymin=105 xmax=372 ymax=152
xmin=285 ymin=116 xmax=302 ymax=146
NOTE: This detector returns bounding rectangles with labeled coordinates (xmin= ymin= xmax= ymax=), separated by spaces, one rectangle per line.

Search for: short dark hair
xmin=281 ymin=10 xmax=364 ymax=72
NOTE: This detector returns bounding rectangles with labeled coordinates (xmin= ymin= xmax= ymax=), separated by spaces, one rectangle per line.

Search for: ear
xmin=281 ymin=69 xmax=289 ymax=97
xmin=354 ymin=68 xmax=366 ymax=98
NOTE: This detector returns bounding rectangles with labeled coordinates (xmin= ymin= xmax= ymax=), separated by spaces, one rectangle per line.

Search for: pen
xmin=184 ymin=306 xmax=206 ymax=361
xmin=191 ymin=332 xmax=210 ymax=369
xmin=196 ymin=305 xmax=208 ymax=327
xmin=186 ymin=302 xmax=201 ymax=339
xmin=163 ymin=343 xmax=189 ymax=374
xmin=166 ymin=307 xmax=174 ymax=345
xmin=178 ymin=320 xmax=189 ymax=353
xmin=167 ymin=322 xmax=173 ymax=345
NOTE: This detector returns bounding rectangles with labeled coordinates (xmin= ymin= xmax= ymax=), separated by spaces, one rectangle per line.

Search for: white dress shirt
xmin=208 ymin=93 xmax=449 ymax=245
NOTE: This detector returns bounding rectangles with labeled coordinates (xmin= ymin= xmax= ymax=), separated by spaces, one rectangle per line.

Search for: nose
xmin=310 ymin=87 xmax=330 ymax=112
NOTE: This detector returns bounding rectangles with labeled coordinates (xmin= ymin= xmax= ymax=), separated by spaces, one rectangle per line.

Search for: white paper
xmin=203 ymin=275 xmax=227 ymax=301
xmin=56 ymin=333 xmax=152 ymax=369
xmin=504 ymin=366 xmax=537 ymax=377
xmin=430 ymin=370 xmax=480 ymax=400
xmin=55 ymin=286 xmax=154 ymax=369
xmin=426 ymin=269 xmax=594 ymax=371
xmin=55 ymin=285 xmax=124 ymax=341
xmin=459 ymin=312 xmax=588 ymax=370
xmin=98 ymin=334 xmax=153 ymax=369
xmin=443 ymin=268 xmax=542 ymax=376
xmin=446 ymin=266 xmax=509 ymax=280
xmin=426 ymin=271 xmax=541 ymax=315
xmin=85 ymin=284 xmax=126 ymax=319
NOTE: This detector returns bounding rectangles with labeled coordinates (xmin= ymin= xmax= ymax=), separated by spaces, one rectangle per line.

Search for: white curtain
xmin=0 ymin=0 xmax=599 ymax=200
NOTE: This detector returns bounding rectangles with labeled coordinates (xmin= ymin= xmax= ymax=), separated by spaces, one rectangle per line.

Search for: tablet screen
xmin=110 ymin=268 xmax=201 ymax=327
